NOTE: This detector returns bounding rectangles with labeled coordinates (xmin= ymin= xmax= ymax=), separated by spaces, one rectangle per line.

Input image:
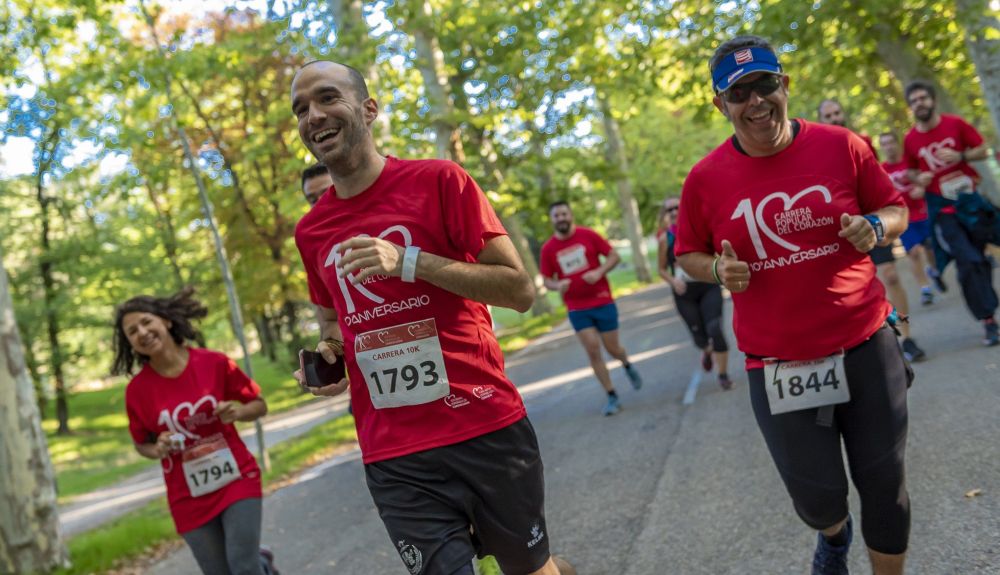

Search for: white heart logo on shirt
xmin=754 ymin=185 xmax=832 ymax=252
xmin=171 ymin=395 xmax=218 ymax=440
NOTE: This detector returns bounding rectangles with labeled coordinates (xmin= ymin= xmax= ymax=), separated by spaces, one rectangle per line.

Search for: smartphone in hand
xmin=299 ymin=349 xmax=346 ymax=388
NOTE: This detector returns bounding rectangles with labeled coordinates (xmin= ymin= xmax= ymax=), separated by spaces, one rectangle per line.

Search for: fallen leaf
xmin=965 ymin=488 xmax=982 ymax=498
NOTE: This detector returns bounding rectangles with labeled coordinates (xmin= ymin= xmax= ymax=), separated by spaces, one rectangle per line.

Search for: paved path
xmin=143 ymin=258 xmax=1000 ymax=574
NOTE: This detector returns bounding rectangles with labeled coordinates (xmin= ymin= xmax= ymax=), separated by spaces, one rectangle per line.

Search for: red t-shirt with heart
xmin=903 ymin=114 xmax=984 ymax=214
xmin=125 ymin=348 xmax=262 ymax=533
xmin=295 ymin=157 xmax=526 ymax=464
xmin=539 ymin=227 xmax=615 ymax=311
xmin=882 ymin=159 xmax=928 ymax=222
xmin=675 ymin=120 xmax=904 ymax=365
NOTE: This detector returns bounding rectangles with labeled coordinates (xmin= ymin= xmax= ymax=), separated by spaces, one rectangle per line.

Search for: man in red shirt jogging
xmin=675 ymin=35 xmax=912 ymax=575
xmin=540 ymin=201 xmax=644 ymax=417
xmin=289 ymin=61 xmax=573 ymax=575
xmin=902 ymin=80 xmax=999 ymax=346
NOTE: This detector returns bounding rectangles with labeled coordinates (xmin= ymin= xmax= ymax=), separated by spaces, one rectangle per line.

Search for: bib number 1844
xmin=764 ymin=353 xmax=849 ymax=415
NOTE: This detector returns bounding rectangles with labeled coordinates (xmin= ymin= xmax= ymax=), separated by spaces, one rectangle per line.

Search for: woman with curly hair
xmin=112 ymin=287 xmax=278 ymax=575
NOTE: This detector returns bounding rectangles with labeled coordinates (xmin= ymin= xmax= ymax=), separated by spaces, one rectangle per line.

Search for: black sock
xmin=622 ymin=361 xmax=631 ymax=369
xmin=607 ymin=390 xmax=618 ymax=399
xmin=718 ymin=372 xmax=729 ymax=379
xmin=824 ymin=524 xmax=849 ymax=547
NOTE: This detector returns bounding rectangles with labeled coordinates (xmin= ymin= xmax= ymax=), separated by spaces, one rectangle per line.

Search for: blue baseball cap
xmin=712 ymin=46 xmax=783 ymax=93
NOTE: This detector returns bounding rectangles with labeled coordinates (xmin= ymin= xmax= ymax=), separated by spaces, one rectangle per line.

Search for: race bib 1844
xmin=763 ymin=353 xmax=849 ymax=415
xmin=354 ymin=318 xmax=450 ymax=409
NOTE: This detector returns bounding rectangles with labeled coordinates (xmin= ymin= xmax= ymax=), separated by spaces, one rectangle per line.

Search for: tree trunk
xmin=140 ymin=0 xmax=268 ymax=470
xmin=956 ymin=0 xmax=1000 ymax=204
xmin=411 ymin=0 xmax=465 ymax=163
xmin=473 ymin=133 xmax=552 ymax=316
xmin=956 ymin=0 xmax=1000 ymax=140
xmin=145 ymin=181 xmax=185 ymax=289
xmin=0 ymin=247 xmax=68 ymax=574
xmin=36 ymin=177 xmax=69 ymax=435
xmin=597 ymin=94 xmax=652 ymax=283
xmin=254 ymin=314 xmax=277 ymax=362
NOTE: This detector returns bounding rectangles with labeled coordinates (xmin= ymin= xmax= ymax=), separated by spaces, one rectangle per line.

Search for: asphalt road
xmin=149 ymin=260 xmax=1000 ymax=574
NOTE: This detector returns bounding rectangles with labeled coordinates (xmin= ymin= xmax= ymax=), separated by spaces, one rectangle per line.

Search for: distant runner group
xmin=110 ymin=30 xmax=999 ymax=575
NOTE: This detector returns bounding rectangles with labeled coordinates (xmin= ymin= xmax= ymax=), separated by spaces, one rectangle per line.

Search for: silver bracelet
xmin=401 ymin=246 xmax=421 ymax=283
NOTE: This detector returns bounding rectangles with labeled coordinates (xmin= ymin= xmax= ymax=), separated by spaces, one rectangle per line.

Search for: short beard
xmin=554 ymin=222 xmax=571 ymax=234
xmin=915 ymin=105 xmax=934 ymax=122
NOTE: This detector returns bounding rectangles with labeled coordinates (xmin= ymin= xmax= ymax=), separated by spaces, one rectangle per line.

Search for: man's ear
xmin=363 ymin=98 xmax=379 ymax=126
xmin=713 ymin=95 xmax=730 ymax=119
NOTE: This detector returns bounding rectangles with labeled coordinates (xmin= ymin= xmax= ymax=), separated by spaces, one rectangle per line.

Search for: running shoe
xmin=718 ymin=373 xmax=733 ymax=391
xmin=902 ymin=338 xmax=926 ymax=362
xmin=926 ymin=265 xmax=947 ymax=293
xmin=701 ymin=349 xmax=713 ymax=372
xmin=602 ymin=394 xmax=621 ymax=416
xmin=624 ymin=364 xmax=643 ymax=390
xmin=920 ymin=287 xmax=934 ymax=306
xmin=811 ymin=514 xmax=852 ymax=575
xmin=984 ymin=318 xmax=999 ymax=347
xmin=260 ymin=546 xmax=281 ymax=575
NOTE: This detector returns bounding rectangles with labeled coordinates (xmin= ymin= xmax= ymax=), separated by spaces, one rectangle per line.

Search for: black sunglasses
xmin=664 ymin=206 xmax=679 ymax=214
xmin=720 ymin=74 xmax=782 ymax=104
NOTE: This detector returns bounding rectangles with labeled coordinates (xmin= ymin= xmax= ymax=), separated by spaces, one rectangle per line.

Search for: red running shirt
xmin=675 ymin=120 xmax=903 ymax=363
xmin=125 ymin=348 xmax=262 ymax=534
xmin=539 ymin=227 xmax=615 ymax=311
xmin=882 ymin=159 xmax=928 ymax=222
xmin=903 ymin=114 xmax=984 ymax=213
xmin=295 ymin=157 xmax=526 ymax=464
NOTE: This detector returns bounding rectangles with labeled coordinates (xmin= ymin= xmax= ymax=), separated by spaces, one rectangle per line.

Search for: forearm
xmin=597 ymin=251 xmax=620 ymax=275
xmin=871 ymin=205 xmax=908 ymax=242
xmin=416 ymin=250 xmax=534 ymax=312
xmin=543 ymin=276 xmax=562 ymax=291
xmin=676 ymin=252 xmax=718 ymax=285
xmin=964 ymin=144 xmax=989 ymax=162
xmin=135 ymin=442 xmax=163 ymax=460
xmin=236 ymin=398 xmax=267 ymax=422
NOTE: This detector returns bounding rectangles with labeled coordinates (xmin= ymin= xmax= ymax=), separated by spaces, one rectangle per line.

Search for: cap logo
xmin=734 ymin=49 xmax=754 ymax=65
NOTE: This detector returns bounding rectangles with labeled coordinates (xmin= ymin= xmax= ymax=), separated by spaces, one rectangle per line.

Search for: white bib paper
xmin=355 ymin=318 xmax=450 ymax=409
xmin=763 ymin=353 xmax=849 ymax=415
xmin=939 ymin=174 xmax=974 ymax=201
xmin=556 ymin=244 xmax=588 ymax=276
xmin=182 ymin=434 xmax=240 ymax=497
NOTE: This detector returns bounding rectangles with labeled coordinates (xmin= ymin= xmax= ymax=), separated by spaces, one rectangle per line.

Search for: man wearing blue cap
xmin=672 ymin=35 xmax=911 ymax=575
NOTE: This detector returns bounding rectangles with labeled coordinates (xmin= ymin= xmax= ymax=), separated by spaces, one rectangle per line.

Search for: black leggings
xmin=748 ymin=326 xmax=910 ymax=554
xmin=674 ymin=282 xmax=728 ymax=352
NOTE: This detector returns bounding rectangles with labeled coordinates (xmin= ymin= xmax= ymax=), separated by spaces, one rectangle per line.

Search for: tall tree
xmin=0 ymin=246 xmax=67 ymax=574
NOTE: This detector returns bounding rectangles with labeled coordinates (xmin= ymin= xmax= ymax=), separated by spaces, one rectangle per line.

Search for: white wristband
xmin=401 ymin=246 xmax=421 ymax=283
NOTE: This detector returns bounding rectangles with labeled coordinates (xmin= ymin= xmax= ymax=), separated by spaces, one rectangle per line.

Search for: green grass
xmin=477 ymin=556 xmax=502 ymax=574
xmin=54 ymin=414 xmax=357 ymax=575
xmin=47 ymin=351 xmax=317 ymax=502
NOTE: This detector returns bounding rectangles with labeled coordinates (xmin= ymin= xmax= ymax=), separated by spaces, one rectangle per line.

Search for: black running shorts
xmin=365 ymin=417 xmax=550 ymax=575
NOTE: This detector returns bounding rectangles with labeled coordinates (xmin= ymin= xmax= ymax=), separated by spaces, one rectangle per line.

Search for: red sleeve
xmin=295 ymin=230 xmax=335 ymax=309
xmin=850 ymin=132 xmax=904 ymax=214
xmin=588 ymin=228 xmax=613 ymax=256
xmin=223 ymin=356 xmax=261 ymax=403
xmin=674 ymin=167 xmax=715 ymax=257
xmin=125 ymin=383 xmax=151 ymax=445
xmin=539 ymin=241 xmax=554 ymax=278
xmin=957 ymin=116 xmax=985 ymax=149
xmin=439 ymin=162 xmax=508 ymax=260
xmin=902 ymin=133 xmax=919 ymax=170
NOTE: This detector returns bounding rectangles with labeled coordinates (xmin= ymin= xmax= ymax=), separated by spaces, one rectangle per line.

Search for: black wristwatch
xmin=863 ymin=215 xmax=885 ymax=243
